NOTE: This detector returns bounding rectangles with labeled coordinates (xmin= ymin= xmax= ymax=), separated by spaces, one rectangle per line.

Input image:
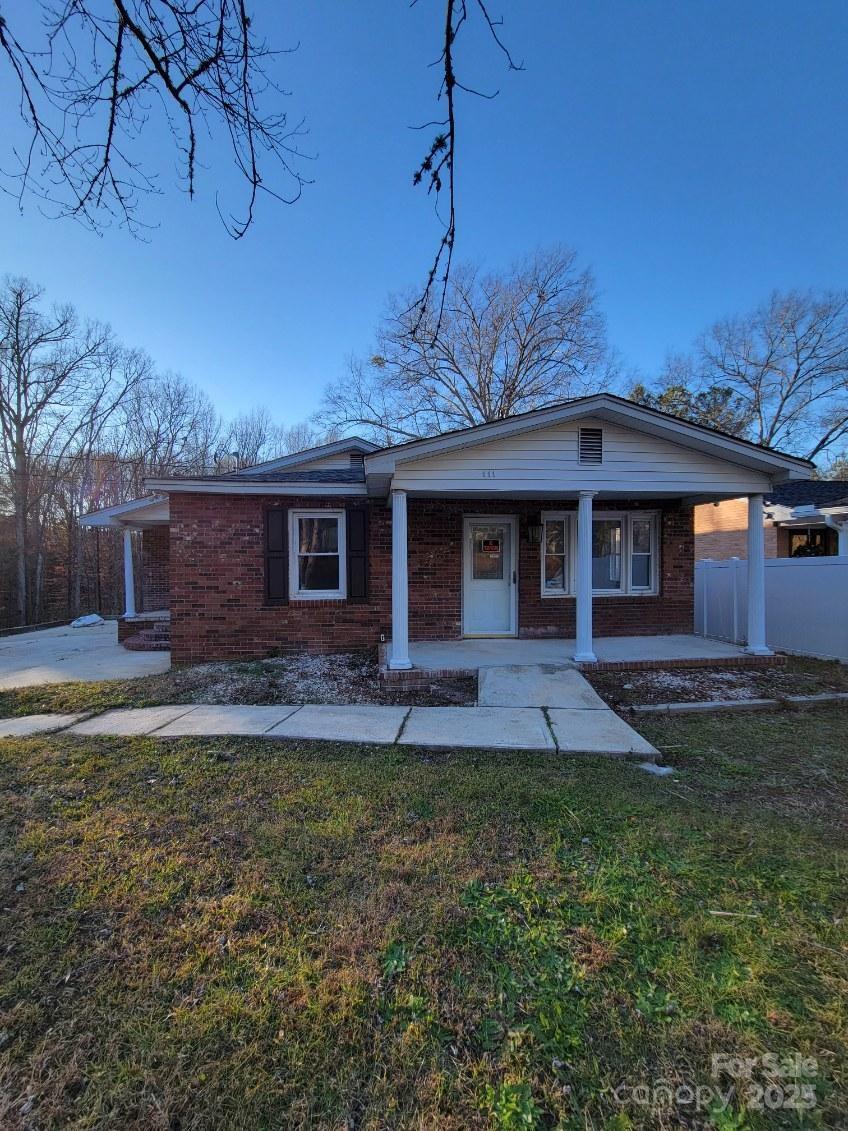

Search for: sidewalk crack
xmin=393 ymin=707 xmax=412 ymax=745
xmin=540 ymin=706 xmax=559 ymax=753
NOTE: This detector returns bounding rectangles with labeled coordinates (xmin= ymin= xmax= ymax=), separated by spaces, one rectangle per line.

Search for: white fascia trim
xmin=145 ymin=478 xmax=366 ymax=496
xmin=79 ymin=494 xmax=169 ymax=527
xmin=364 ymin=395 xmax=813 ymax=478
xmin=229 ymin=436 xmax=380 ymax=476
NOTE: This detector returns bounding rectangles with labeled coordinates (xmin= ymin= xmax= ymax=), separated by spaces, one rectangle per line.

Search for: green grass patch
xmin=0 ymin=710 xmax=846 ymax=1128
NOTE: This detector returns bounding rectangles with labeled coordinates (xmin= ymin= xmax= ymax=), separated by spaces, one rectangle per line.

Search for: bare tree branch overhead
xmin=410 ymin=0 xmax=522 ymax=335
xmin=0 ymin=0 xmax=309 ymax=236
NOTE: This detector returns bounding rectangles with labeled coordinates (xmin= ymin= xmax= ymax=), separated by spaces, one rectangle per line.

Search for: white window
xmin=592 ymin=517 xmax=623 ymax=590
xmin=629 ymin=516 xmax=655 ymax=591
xmin=541 ymin=510 xmax=659 ymax=597
xmin=542 ymin=517 xmax=569 ymax=593
xmin=289 ymin=510 xmax=346 ymax=599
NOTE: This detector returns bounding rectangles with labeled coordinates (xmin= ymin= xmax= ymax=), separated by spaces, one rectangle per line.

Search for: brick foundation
xmin=169 ymin=493 xmax=696 ymax=664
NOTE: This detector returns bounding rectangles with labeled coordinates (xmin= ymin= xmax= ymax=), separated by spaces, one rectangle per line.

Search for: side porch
xmin=80 ymin=496 xmax=171 ymax=651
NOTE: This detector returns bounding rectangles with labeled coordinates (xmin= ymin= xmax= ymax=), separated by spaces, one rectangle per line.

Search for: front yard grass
xmin=1 ymin=710 xmax=846 ymax=1128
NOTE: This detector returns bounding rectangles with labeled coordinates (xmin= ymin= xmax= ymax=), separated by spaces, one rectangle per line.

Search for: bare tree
xmin=0 ymin=277 xmax=145 ymax=623
xmin=115 ymin=372 xmax=221 ymax=486
xmin=321 ymin=246 xmax=608 ymax=443
xmin=684 ymin=290 xmax=848 ymax=462
xmin=0 ymin=0 xmax=308 ymax=236
xmin=629 ymin=354 xmax=754 ymax=437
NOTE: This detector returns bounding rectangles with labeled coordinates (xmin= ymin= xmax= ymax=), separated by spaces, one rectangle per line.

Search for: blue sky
xmin=3 ymin=0 xmax=846 ymax=425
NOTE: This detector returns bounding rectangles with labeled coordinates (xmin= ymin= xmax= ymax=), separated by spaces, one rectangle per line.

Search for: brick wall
xmin=170 ymin=494 xmax=392 ymax=663
xmin=406 ymin=498 xmax=694 ymax=641
xmin=140 ymin=526 xmax=170 ymax=611
xmin=693 ymin=498 xmax=778 ymax=560
xmin=169 ymin=492 xmax=695 ymax=663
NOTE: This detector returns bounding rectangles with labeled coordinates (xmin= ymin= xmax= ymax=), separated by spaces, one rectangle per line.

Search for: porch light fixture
xmin=526 ymin=516 xmax=543 ymax=544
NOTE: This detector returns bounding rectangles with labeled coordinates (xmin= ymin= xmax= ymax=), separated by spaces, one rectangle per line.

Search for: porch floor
xmin=402 ymin=634 xmax=753 ymax=672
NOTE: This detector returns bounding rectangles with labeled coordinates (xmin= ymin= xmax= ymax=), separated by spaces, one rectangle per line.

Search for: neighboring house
xmin=694 ymin=481 xmax=848 ymax=560
xmin=81 ymin=394 xmax=812 ymax=667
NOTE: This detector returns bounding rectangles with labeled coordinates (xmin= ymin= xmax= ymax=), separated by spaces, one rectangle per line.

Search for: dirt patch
xmin=586 ymin=656 xmax=848 ymax=709
xmin=153 ymin=651 xmax=477 ymax=707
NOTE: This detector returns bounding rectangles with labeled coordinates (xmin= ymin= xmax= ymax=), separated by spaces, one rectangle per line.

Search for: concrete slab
xmin=548 ymin=708 xmax=658 ymax=757
xmin=0 ymin=622 xmax=169 ymax=689
xmin=0 ymin=713 xmax=83 ymax=737
xmin=404 ymin=634 xmax=748 ymax=672
xmin=405 ymin=638 xmax=576 ymax=670
xmin=400 ymin=706 xmax=556 ymax=751
xmin=70 ymin=706 xmax=196 ymax=736
xmin=478 ymin=665 xmax=608 ymax=709
xmin=152 ymin=705 xmax=300 ymax=735
xmin=265 ymin=705 xmax=408 ymax=744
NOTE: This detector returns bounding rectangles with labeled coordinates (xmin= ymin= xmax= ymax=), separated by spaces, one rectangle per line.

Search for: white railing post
xmin=389 ymin=489 xmax=413 ymax=670
xmin=573 ymin=490 xmax=597 ymax=663
xmin=745 ymin=494 xmax=772 ymax=655
xmin=122 ymin=526 xmax=136 ymax=619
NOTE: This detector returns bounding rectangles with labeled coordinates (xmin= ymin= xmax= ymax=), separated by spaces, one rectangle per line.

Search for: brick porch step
xmin=121 ymin=619 xmax=170 ymax=652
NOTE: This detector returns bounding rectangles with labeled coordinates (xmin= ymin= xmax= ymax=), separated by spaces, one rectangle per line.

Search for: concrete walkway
xmin=0 ymin=660 xmax=658 ymax=756
xmin=0 ymin=622 xmax=169 ymax=689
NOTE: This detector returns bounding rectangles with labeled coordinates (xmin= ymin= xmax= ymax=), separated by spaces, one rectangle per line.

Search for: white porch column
xmin=389 ymin=489 xmax=413 ymax=669
xmin=745 ymin=494 xmax=772 ymax=655
xmin=573 ymin=491 xmax=597 ymax=663
xmin=122 ymin=527 xmax=136 ymax=619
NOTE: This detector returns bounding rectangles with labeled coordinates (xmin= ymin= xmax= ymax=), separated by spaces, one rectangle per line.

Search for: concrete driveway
xmin=0 ymin=622 xmax=170 ymax=689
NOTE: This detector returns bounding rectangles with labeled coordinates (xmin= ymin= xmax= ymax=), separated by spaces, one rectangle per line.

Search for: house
xmin=694 ymin=481 xmax=848 ymax=560
xmin=81 ymin=394 xmax=812 ymax=667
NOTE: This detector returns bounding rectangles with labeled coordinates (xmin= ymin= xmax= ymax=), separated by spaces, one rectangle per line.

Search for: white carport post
xmin=122 ymin=526 xmax=136 ymax=619
xmin=389 ymin=489 xmax=413 ymax=670
xmin=573 ymin=490 xmax=597 ymax=663
xmin=745 ymin=494 xmax=772 ymax=655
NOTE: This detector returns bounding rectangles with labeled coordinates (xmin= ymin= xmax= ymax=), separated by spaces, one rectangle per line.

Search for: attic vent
xmin=578 ymin=427 xmax=603 ymax=464
xmin=349 ymin=451 xmax=365 ymax=467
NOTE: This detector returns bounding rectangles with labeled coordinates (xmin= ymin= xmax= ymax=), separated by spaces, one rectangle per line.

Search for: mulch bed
xmin=159 ymin=650 xmax=477 ymax=707
xmin=585 ymin=656 xmax=848 ymax=710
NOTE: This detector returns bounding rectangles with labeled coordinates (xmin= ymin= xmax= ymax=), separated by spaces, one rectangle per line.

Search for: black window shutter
xmin=346 ymin=506 xmax=368 ymax=601
xmin=265 ymin=509 xmax=288 ymax=604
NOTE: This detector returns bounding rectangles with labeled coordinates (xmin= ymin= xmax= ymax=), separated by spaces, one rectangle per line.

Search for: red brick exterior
xmin=693 ymin=498 xmax=780 ymax=560
xmin=168 ymin=493 xmax=694 ymax=664
xmin=141 ymin=525 xmax=170 ymax=611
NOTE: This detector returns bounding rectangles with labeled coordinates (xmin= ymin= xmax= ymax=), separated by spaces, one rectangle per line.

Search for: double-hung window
xmin=541 ymin=510 xmax=659 ymax=597
xmin=289 ymin=510 xmax=346 ymax=599
xmin=629 ymin=516 xmax=655 ymax=591
xmin=542 ymin=517 xmax=569 ymax=593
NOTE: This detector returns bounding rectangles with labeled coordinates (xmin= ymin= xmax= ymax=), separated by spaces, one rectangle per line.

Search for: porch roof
xmin=79 ymin=495 xmax=169 ymax=528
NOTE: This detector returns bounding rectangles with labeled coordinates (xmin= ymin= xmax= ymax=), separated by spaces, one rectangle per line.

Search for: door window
xmin=472 ymin=526 xmax=505 ymax=580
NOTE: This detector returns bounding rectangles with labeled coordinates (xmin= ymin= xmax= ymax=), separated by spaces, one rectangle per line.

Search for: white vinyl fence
xmin=695 ymin=556 xmax=848 ymax=662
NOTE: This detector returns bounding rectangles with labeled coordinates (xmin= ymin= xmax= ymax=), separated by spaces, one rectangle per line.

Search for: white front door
xmin=462 ymin=516 xmax=517 ymax=636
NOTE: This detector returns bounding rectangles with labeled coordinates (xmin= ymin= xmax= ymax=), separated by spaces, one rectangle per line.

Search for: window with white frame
xmin=541 ymin=511 xmax=659 ymax=597
xmin=289 ymin=510 xmax=346 ymax=599
xmin=542 ymin=516 xmax=569 ymax=593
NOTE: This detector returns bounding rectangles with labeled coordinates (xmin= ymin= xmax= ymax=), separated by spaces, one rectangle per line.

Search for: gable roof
xmin=223 ymin=436 xmax=377 ymax=478
xmin=145 ymin=436 xmax=375 ymax=495
xmin=364 ymin=393 xmax=813 ymax=479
